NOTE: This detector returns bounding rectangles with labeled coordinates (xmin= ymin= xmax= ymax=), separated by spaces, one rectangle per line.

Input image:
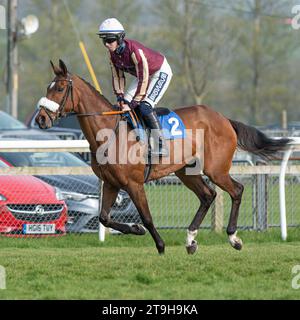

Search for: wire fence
xmin=145 ymin=173 xmax=300 ymax=231
xmin=0 ymin=164 xmax=299 ymax=238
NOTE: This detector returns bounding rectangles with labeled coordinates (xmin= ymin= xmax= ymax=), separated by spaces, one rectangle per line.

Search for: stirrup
xmin=149 ymin=136 xmax=169 ymax=157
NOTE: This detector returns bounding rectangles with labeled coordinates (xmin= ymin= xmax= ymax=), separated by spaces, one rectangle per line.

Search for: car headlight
xmin=55 ymin=187 xmax=64 ymax=201
xmin=60 ymin=191 xmax=89 ymax=201
xmin=0 ymin=194 xmax=7 ymax=201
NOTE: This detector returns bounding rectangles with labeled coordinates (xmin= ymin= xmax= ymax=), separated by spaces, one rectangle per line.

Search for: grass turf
xmin=0 ymin=229 xmax=300 ymax=299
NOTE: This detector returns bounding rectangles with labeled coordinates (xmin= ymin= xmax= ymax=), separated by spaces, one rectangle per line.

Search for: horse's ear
xmin=50 ymin=60 xmax=55 ymax=71
xmin=50 ymin=60 xmax=62 ymax=76
xmin=59 ymin=59 xmax=68 ymax=76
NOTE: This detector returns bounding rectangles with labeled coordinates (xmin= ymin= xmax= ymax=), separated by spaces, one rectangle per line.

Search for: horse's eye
xmin=57 ymin=87 xmax=64 ymax=92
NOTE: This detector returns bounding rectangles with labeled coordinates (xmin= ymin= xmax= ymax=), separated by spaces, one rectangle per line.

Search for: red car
xmin=0 ymin=160 xmax=67 ymax=237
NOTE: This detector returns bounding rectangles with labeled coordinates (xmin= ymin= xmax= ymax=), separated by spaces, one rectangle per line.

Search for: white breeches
xmin=124 ymin=58 xmax=173 ymax=108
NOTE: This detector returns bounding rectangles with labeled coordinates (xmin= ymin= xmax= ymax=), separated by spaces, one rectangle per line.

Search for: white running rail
xmin=279 ymin=137 xmax=300 ymax=240
xmin=1 ymin=138 xmax=300 ymax=241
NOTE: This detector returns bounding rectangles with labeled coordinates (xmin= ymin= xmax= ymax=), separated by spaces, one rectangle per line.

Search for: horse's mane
xmin=77 ymin=75 xmax=112 ymax=106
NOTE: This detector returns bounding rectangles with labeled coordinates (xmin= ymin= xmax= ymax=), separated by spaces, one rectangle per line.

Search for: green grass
xmin=0 ymin=229 xmax=300 ymax=299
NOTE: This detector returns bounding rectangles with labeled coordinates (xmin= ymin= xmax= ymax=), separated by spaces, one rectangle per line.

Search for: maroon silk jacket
xmin=109 ymin=39 xmax=164 ymax=102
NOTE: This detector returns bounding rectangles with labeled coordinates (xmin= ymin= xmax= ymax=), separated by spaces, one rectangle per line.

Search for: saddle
xmin=122 ymin=108 xmax=170 ymax=182
xmin=112 ymin=105 xmax=186 ymax=182
xmin=121 ymin=107 xmax=171 ymax=132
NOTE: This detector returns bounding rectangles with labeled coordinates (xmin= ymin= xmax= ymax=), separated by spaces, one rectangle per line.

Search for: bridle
xmin=43 ymin=75 xmax=119 ymax=121
xmin=39 ymin=76 xmax=75 ymax=127
xmin=57 ymin=78 xmax=75 ymax=117
xmin=40 ymin=74 xmax=122 ymax=140
xmin=39 ymin=73 xmax=150 ymax=178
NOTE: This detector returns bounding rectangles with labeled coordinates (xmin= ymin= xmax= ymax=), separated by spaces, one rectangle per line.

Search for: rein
xmin=70 ymin=110 xmax=128 ymax=117
xmin=40 ymin=75 xmax=152 ymax=181
xmin=43 ymin=75 xmax=128 ymax=125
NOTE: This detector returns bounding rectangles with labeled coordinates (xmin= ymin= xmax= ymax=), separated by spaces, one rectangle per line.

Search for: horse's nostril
xmin=39 ymin=115 xmax=46 ymax=124
xmin=35 ymin=115 xmax=46 ymax=127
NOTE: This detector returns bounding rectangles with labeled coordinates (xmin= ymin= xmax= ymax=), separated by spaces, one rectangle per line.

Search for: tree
xmin=15 ymin=0 xmax=141 ymax=120
xmin=227 ymin=0 xmax=300 ymax=124
xmin=150 ymin=0 xmax=238 ymax=108
xmin=1 ymin=0 xmax=299 ymax=126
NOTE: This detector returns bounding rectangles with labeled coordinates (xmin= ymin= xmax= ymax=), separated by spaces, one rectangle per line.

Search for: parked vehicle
xmin=25 ymin=109 xmax=90 ymax=161
xmin=0 ymin=150 xmax=141 ymax=233
xmin=26 ymin=109 xmax=83 ymax=139
xmin=0 ymin=110 xmax=60 ymax=140
xmin=0 ymin=159 xmax=67 ymax=237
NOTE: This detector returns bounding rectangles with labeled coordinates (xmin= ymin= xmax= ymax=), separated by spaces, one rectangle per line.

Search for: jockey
xmin=97 ymin=18 xmax=173 ymax=156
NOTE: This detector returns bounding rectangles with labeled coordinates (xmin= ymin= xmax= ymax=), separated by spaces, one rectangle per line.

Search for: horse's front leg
xmin=99 ymin=182 xmax=146 ymax=235
xmin=126 ymin=182 xmax=165 ymax=254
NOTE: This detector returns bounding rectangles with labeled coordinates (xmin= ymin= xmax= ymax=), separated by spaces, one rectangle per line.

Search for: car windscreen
xmin=0 ymin=111 xmax=27 ymax=130
xmin=0 ymin=152 xmax=88 ymax=167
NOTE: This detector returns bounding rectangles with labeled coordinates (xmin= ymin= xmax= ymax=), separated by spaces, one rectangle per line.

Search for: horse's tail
xmin=229 ymin=119 xmax=292 ymax=160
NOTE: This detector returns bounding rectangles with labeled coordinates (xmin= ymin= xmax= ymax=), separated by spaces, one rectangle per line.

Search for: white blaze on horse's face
xmin=49 ymin=81 xmax=56 ymax=89
xmin=37 ymin=97 xmax=60 ymax=113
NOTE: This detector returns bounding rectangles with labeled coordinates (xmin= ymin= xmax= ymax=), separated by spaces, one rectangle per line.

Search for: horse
xmin=35 ymin=59 xmax=290 ymax=255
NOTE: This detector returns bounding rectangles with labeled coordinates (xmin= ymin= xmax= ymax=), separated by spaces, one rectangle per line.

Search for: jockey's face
xmin=104 ymin=39 xmax=118 ymax=52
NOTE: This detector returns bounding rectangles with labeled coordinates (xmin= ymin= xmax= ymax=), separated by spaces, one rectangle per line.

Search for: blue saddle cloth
xmin=124 ymin=110 xmax=186 ymax=141
xmin=158 ymin=111 xmax=186 ymax=139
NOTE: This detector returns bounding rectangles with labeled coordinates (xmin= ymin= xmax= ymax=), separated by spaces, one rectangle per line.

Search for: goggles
xmin=101 ymin=37 xmax=118 ymax=44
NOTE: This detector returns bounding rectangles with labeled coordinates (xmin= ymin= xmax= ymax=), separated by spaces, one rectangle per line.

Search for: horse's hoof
xmin=131 ymin=224 xmax=146 ymax=235
xmin=186 ymin=240 xmax=198 ymax=255
xmin=229 ymin=233 xmax=243 ymax=250
xmin=232 ymin=241 xmax=243 ymax=250
xmin=158 ymin=249 xmax=165 ymax=255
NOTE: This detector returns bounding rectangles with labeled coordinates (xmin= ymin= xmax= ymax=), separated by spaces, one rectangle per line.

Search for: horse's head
xmin=35 ymin=59 xmax=79 ymax=129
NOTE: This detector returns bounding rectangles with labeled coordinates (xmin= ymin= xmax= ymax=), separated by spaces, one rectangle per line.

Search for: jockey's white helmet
xmin=97 ymin=18 xmax=125 ymax=39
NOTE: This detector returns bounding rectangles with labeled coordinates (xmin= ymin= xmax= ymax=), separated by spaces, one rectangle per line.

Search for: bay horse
xmin=35 ymin=59 xmax=290 ymax=254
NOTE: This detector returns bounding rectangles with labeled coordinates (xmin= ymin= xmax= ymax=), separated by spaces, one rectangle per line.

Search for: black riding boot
xmin=142 ymin=109 xmax=169 ymax=157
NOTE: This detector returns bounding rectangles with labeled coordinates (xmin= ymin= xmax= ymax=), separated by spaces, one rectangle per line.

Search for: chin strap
xmin=115 ymin=41 xmax=126 ymax=55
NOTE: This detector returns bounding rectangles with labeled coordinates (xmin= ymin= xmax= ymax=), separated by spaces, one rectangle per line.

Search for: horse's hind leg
xmin=99 ymin=182 xmax=146 ymax=235
xmin=175 ymin=167 xmax=217 ymax=254
xmin=126 ymin=182 xmax=165 ymax=254
xmin=208 ymin=173 xmax=244 ymax=250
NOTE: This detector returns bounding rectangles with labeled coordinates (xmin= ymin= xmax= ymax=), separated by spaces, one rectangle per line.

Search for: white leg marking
xmin=228 ymin=231 xmax=243 ymax=248
xmin=186 ymin=229 xmax=198 ymax=247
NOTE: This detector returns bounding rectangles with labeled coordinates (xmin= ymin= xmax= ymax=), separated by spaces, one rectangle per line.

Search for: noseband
xmin=39 ymin=76 xmax=75 ymax=127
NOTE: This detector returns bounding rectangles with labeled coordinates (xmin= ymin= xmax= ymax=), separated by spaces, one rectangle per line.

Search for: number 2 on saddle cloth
xmin=122 ymin=107 xmax=186 ymax=142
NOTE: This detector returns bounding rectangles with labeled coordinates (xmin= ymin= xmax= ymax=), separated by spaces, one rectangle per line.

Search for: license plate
xmin=23 ymin=224 xmax=56 ymax=234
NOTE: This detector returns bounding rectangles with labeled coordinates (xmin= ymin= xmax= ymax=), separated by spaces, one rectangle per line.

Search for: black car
xmin=0 ymin=150 xmax=141 ymax=233
xmin=26 ymin=109 xmax=83 ymax=140
xmin=25 ymin=109 xmax=90 ymax=162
